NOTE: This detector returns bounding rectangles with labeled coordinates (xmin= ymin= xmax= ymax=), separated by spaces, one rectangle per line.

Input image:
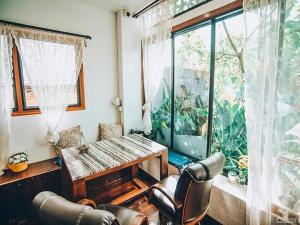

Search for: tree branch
xmin=222 ymin=21 xmax=245 ymax=73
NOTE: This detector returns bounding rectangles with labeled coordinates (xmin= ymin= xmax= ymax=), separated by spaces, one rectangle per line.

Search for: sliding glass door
xmin=173 ymin=24 xmax=211 ymax=159
xmin=149 ymin=8 xmax=248 ymax=166
xmin=212 ymin=13 xmax=247 ymax=170
xmin=170 ymin=9 xmax=247 ymax=163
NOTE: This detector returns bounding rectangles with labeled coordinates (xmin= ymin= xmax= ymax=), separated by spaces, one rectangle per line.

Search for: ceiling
xmin=79 ymin=0 xmax=153 ymax=13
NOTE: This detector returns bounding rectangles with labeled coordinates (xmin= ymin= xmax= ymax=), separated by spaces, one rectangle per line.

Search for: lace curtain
xmin=11 ymin=27 xmax=85 ymax=144
xmin=0 ymin=26 xmax=13 ymax=175
xmin=243 ymin=0 xmax=300 ymax=224
xmin=140 ymin=0 xmax=173 ymax=135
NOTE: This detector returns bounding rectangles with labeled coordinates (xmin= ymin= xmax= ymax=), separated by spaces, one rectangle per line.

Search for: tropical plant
xmin=211 ymin=99 xmax=247 ymax=171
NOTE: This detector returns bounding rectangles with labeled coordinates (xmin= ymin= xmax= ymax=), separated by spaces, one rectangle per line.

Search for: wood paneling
xmin=172 ymin=0 xmax=243 ymax=33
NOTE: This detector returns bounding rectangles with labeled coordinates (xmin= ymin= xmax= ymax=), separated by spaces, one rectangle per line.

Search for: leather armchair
xmin=33 ymin=191 xmax=148 ymax=225
xmin=148 ymin=152 xmax=225 ymax=225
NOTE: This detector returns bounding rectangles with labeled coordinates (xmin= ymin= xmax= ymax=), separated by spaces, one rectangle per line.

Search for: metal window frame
xmin=170 ymin=8 xmax=243 ymax=159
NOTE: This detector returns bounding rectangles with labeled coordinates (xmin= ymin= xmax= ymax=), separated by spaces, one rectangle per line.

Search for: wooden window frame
xmin=172 ymin=0 xmax=243 ymax=32
xmin=11 ymin=43 xmax=85 ymax=117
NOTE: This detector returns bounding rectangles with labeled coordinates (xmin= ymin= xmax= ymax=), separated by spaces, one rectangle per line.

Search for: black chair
xmin=148 ymin=152 xmax=225 ymax=225
xmin=33 ymin=191 xmax=148 ymax=225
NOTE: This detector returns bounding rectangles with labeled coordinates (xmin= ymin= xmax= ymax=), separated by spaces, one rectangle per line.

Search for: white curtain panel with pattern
xmin=243 ymin=0 xmax=300 ymax=224
xmin=0 ymin=26 xmax=13 ymax=175
xmin=140 ymin=0 xmax=173 ymax=135
xmin=11 ymin=27 xmax=85 ymax=145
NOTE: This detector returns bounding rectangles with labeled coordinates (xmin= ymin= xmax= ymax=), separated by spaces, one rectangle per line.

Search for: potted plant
xmin=7 ymin=152 xmax=29 ymax=173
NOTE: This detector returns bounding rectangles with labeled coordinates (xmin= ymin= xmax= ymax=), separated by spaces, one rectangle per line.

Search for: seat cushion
xmin=150 ymin=175 xmax=179 ymax=215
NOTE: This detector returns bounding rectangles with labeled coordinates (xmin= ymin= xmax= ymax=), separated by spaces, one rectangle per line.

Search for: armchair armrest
xmin=77 ymin=198 xmax=97 ymax=209
xmin=148 ymin=183 xmax=182 ymax=209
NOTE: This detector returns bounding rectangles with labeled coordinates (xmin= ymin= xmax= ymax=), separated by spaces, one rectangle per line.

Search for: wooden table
xmin=62 ymin=134 xmax=168 ymax=204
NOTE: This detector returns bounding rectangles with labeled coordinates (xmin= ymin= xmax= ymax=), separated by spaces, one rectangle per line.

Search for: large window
xmin=149 ymin=8 xmax=247 ymax=175
xmin=11 ymin=43 xmax=85 ymax=116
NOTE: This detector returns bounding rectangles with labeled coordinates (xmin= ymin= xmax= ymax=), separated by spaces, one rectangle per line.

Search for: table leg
xmin=72 ymin=179 xmax=86 ymax=201
xmin=160 ymin=149 xmax=168 ymax=180
xmin=131 ymin=164 xmax=139 ymax=178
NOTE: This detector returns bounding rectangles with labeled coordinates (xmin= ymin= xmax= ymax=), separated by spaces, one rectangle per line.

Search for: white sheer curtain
xmin=11 ymin=27 xmax=85 ymax=144
xmin=0 ymin=26 xmax=13 ymax=175
xmin=140 ymin=0 xmax=173 ymax=135
xmin=244 ymin=0 xmax=300 ymax=224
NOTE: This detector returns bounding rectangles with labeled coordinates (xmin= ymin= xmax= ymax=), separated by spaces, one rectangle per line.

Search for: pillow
xmin=99 ymin=123 xmax=122 ymax=140
xmin=55 ymin=125 xmax=82 ymax=156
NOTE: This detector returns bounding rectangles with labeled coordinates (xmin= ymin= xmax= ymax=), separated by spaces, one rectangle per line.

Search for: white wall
xmin=117 ymin=10 xmax=143 ymax=134
xmin=0 ymin=0 xmax=118 ymax=163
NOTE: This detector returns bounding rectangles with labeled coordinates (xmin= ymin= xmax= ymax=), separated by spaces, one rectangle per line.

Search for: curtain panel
xmin=243 ymin=0 xmax=300 ymax=224
xmin=10 ymin=26 xmax=85 ymax=144
xmin=140 ymin=0 xmax=174 ymax=135
xmin=0 ymin=26 xmax=14 ymax=175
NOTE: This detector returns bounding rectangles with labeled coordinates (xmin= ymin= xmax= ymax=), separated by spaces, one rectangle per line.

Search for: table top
xmin=62 ymin=134 xmax=166 ymax=181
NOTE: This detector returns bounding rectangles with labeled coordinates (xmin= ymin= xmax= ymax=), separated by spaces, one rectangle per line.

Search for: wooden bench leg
xmin=160 ymin=149 xmax=168 ymax=180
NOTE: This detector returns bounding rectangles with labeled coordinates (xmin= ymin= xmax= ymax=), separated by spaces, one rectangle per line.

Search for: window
xmin=173 ymin=24 xmax=211 ymax=159
xmin=173 ymin=10 xmax=247 ymax=165
xmin=212 ymin=12 xmax=247 ymax=172
xmin=149 ymin=5 xmax=246 ymax=176
xmin=175 ymin=0 xmax=211 ymax=16
xmin=12 ymin=43 xmax=85 ymax=116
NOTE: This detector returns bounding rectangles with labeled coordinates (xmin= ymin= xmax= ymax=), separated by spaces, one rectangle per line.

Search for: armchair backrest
xmin=174 ymin=152 xmax=225 ymax=224
xmin=33 ymin=191 xmax=119 ymax=225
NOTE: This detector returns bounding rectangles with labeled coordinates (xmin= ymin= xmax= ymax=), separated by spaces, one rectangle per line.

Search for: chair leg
xmin=159 ymin=211 xmax=170 ymax=225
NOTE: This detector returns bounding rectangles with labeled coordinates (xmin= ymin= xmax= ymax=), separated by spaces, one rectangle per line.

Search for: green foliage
xmin=174 ymin=106 xmax=208 ymax=135
xmin=212 ymin=99 xmax=247 ymax=171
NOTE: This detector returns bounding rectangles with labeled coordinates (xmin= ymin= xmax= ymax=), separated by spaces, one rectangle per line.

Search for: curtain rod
xmin=132 ymin=0 xmax=162 ymax=18
xmin=0 ymin=19 xmax=92 ymax=40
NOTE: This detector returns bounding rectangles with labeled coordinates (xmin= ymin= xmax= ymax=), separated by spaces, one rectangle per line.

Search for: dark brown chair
xmin=148 ymin=152 xmax=225 ymax=225
xmin=33 ymin=191 xmax=148 ymax=225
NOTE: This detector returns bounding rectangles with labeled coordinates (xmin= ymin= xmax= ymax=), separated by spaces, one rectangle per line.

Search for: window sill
xmin=12 ymin=106 xmax=85 ymax=117
xmin=213 ymin=174 xmax=247 ymax=202
xmin=208 ymin=175 xmax=247 ymax=225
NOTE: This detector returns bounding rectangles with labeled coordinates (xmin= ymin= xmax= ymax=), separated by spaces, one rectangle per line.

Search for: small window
xmin=175 ymin=0 xmax=211 ymax=16
xmin=12 ymin=43 xmax=85 ymax=116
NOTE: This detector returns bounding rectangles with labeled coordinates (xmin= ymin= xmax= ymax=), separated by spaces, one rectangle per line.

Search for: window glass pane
xmin=22 ymin=74 xmax=79 ymax=108
xmin=213 ymin=13 xmax=248 ymax=174
xmin=274 ymin=0 xmax=300 ymax=204
xmin=149 ymin=41 xmax=172 ymax=147
xmin=175 ymin=0 xmax=208 ymax=15
xmin=174 ymin=25 xmax=211 ymax=159
xmin=18 ymin=39 xmax=79 ymax=109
